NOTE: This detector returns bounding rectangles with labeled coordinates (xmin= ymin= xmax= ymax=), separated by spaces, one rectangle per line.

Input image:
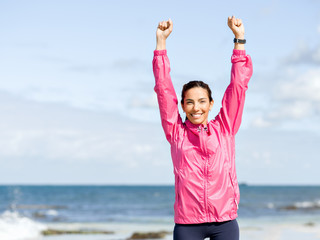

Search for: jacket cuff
xmin=154 ymin=49 xmax=167 ymax=56
xmin=232 ymin=49 xmax=246 ymax=56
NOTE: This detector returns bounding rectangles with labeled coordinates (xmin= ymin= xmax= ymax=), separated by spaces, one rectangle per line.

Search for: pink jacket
xmin=153 ymin=49 xmax=253 ymax=224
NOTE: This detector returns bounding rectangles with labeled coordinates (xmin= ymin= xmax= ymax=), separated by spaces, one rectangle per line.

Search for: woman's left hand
xmin=227 ymin=16 xmax=245 ymax=39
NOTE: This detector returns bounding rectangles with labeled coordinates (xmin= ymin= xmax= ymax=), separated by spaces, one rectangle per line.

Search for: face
xmin=181 ymin=87 xmax=214 ymax=125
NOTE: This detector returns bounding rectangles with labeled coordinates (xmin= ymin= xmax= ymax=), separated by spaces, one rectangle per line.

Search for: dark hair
xmin=181 ymin=80 xmax=213 ymax=105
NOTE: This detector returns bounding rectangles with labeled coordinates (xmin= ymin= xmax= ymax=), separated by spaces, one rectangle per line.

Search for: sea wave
xmin=15 ymin=204 xmax=67 ymax=210
xmin=266 ymin=202 xmax=275 ymax=209
xmin=281 ymin=200 xmax=320 ymax=211
xmin=0 ymin=210 xmax=47 ymax=240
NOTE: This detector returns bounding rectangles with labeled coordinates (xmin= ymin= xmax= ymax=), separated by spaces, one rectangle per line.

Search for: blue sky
xmin=0 ymin=0 xmax=319 ymax=185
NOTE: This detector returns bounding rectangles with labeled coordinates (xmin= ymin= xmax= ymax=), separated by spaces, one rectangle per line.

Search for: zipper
xmin=198 ymin=126 xmax=209 ymax=221
xmin=204 ymin=156 xmax=209 ymax=221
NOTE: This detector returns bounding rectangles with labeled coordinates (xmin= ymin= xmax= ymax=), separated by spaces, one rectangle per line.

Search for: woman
xmin=153 ymin=16 xmax=253 ymax=240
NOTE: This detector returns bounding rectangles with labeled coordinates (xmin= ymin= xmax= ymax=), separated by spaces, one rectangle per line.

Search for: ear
xmin=181 ymin=102 xmax=185 ymax=112
xmin=209 ymin=100 xmax=214 ymax=111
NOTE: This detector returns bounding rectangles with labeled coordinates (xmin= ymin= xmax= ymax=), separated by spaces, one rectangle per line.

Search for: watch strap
xmin=233 ymin=38 xmax=246 ymax=44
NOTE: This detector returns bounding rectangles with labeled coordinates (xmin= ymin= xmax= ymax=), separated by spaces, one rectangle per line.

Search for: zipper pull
xmin=197 ymin=126 xmax=201 ymax=132
xmin=204 ymin=126 xmax=208 ymax=132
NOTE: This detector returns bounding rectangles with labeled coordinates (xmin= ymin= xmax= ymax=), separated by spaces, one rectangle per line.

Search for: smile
xmin=190 ymin=113 xmax=204 ymax=118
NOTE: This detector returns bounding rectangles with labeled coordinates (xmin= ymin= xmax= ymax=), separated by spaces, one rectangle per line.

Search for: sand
xmin=42 ymin=218 xmax=320 ymax=240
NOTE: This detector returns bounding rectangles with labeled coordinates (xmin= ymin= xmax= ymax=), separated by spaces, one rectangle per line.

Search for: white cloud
xmin=283 ymin=43 xmax=320 ymax=65
xmin=269 ymin=101 xmax=313 ymax=120
xmin=276 ymin=69 xmax=320 ymax=102
xmin=0 ymin=91 xmax=173 ymax=184
xmin=251 ymin=150 xmax=272 ymax=166
xmin=251 ymin=116 xmax=273 ymax=128
xmin=112 ymin=58 xmax=146 ymax=71
xmin=129 ymin=93 xmax=158 ymax=109
xmin=1 ymin=90 xmax=320 ymax=185
xmin=236 ymin=129 xmax=320 ymax=185
xmin=63 ymin=64 xmax=106 ymax=74
xmin=249 ymin=57 xmax=320 ymax=129
xmin=268 ymin=68 xmax=320 ymax=122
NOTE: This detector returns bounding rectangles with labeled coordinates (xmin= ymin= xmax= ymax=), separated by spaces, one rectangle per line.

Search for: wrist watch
xmin=233 ymin=38 xmax=246 ymax=44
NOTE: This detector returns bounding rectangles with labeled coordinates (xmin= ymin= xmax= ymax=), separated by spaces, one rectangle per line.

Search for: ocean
xmin=0 ymin=185 xmax=320 ymax=240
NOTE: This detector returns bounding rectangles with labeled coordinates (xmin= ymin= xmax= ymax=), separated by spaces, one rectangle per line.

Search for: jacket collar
xmin=185 ymin=119 xmax=212 ymax=135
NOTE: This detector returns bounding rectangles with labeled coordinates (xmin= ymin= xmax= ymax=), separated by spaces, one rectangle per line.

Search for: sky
xmin=0 ymin=0 xmax=319 ymax=185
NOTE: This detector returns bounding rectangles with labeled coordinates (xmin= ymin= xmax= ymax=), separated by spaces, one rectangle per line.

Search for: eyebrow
xmin=186 ymin=98 xmax=207 ymax=101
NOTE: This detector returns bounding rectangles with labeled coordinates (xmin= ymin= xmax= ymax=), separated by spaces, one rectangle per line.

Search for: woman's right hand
xmin=156 ymin=19 xmax=173 ymax=50
xmin=227 ymin=16 xmax=245 ymax=39
xmin=227 ymin=16 xmax=245 ymax=50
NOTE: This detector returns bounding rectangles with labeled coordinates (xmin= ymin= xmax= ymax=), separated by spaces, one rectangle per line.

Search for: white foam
xmin=294 ymin=200 xmax=320 ymax=209
xmin=0 ymin=210 xmax=47 ymax=240
xmin=267 ymin=202 xmax=274 ymax=209
xmin=46 ymin=209 xmax=58 ymax=216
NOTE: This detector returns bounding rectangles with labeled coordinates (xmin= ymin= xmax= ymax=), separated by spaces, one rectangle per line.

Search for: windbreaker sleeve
xmin=215 ymin=49 xmax=253 ymax=135
xmin=153 ymin=50 xmax=183 ymax=143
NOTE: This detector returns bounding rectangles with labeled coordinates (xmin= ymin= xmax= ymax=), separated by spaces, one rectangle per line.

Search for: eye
xmin=200 ymin=100 xmax=206 ymax=103
xmin=186 ymin=102 xmax=193 ymax=105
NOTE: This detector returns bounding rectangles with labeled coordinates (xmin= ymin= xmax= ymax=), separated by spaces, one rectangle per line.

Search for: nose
xmin=193 ymin=102 xmax=200 ymax=111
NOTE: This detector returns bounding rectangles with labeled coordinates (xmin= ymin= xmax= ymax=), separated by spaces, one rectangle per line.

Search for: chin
xmin=189 ymin=118 xmax=206 ymax=125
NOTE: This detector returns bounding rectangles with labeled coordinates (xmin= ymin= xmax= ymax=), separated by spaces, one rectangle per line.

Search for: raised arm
xmin=153 ymin=19 xmax=182 ymax=143
xmin=215 ymin=16 xmax=253 ymax=135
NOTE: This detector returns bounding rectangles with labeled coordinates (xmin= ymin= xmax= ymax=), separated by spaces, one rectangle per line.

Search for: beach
xmin=41 ymin=217 xmax=320 ymax=240
xmin=1 ymin=212 xmax=319 ymax=240
xmin=38 ymin=218 xmax=319 ymax=240
xmin=1 ymin=185 xmax=320 ymax=240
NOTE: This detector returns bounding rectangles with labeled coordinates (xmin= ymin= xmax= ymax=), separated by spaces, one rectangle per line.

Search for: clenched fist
xmin=156 ymin=19 xmax=173 ymax=41
xmin=228 ymin=16 xmax=245 ymax=39
xmin=155 ymin=19 xmax=173 ymax=50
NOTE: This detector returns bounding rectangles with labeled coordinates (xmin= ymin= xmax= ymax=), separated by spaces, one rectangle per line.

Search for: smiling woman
xmin=180 ymin=80 xmax=214 ymax=125
xmin=152 ymin=16 xmax=253 ymax=240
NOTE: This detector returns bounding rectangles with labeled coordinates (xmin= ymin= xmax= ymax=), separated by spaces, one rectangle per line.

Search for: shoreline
xmin=41 ymin=217 xmax=320 ymax=240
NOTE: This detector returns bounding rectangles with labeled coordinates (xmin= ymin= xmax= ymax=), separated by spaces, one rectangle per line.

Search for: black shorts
xmin=173 ymin=219 xmax=239 ymax=240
